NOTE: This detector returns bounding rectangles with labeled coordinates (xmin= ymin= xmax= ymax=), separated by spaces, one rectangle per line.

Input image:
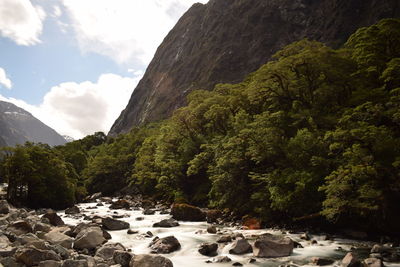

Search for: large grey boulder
xmin=198 ymin=243 xmax=218 ymax=256
xmin=114 ymin=250 xmax=133 ymax=267
xmin=153 ymin=218 xmax=179 ymax=228
xmin=95 ymin=243 xmax=125 ymax=260
xmin=73 ymin=226 xmax=106 ymax=249
xmin=253 ymin=234 xmax=294 ymax=258
xmin=229 ymin=239 xmax=252 ymax=255
xmin=44 ymin=229 xmax=74 ymax=249
xmin=102 ymin=217 xmax=130 ymax=230
xmin=129 ymin=254 xmax=173 ymax=267
xmin=149 ymin=236 xmax=181 ymax=254
xmin=7 ymin=220 xmax=33 ymax=235
xmin=14 ymin=247 xmax=61 ymax=266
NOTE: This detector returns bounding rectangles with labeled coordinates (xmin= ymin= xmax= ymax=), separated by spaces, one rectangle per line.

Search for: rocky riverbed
xmin=0 ymin=195 xmax=399 ymax=267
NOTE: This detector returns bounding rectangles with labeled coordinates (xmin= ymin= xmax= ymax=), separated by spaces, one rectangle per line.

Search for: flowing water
xmin=60 ymin=201 xmax=400 ymax=267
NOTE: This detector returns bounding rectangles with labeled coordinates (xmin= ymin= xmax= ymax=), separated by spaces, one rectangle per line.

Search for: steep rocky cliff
xmin=109 ymin=0 xmax=400 ymax=135
xmin=0 ymin=101 xmax=66 ymax=146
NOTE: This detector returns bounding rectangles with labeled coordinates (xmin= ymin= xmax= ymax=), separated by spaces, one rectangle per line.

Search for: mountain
xmin=0 ymin=101 xmax=66 ymax=146
xmin=109 ymin=0 xmax=400 ymax=136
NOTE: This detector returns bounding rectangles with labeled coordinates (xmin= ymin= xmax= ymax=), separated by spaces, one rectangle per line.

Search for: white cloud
xmin=62 ymin=0 xmax=208 ymax=65
xmin=0 ymin=72 xmax=143 ymax=139
xmin=0 ymin=0 xmax=46 ymax=45
xmin=0 ymin=68 xmax=12 ymax=89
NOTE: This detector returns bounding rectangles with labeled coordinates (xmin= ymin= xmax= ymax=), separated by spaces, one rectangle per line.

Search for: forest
xmin=1 ymin=18 xmax=399 ymax=234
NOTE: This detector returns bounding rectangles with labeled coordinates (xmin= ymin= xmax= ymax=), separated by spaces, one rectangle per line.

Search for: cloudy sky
xmin=0 ymin=0 xmax=208 ymax=139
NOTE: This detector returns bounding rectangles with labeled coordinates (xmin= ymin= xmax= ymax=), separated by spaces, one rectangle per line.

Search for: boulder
xmin=95 ymin=243 xmax=125 ymax=260
xmin=7 ymin=220 xmax=33 ymax=235
xmin=0 ymin=256 xmax=24 ymax=267
xmin=109 ymin=200 xmax=131 ymax=210
xmin=61 ymin=260 xmax=89 ymax=267
xmin=149 ymin=236 xmax=181 ymax=254
xmin=44 ymin=230 xmax=74 ymax=249
xmin=229 ymin=239 xmax=253 ymax=255
xmin=65 ymin=206 xmax=80 ymax=215
xmin=42 ymin=211 xmax=64 ymax=226
xmin=198 ymin=243 xmax=218 ymax=256
xmin=206 ymin=209 xmax=222 ymax=223
xmin=15 ymin=247 xmax=61 ymax=266
xmin=33 ymin=222 xmax=51 ymax=233
xmin=371 ymin=244 xmax=391 ymax=254
xmin=74 ymin=226 xmax=106 ymax=249
xmin=242 ymin=216 xmax=261 ymax=230
xmin=143 ymin=209 xmax=155 ymax=215
xmin=102 ymin=217 xmax=130 ymax=230
xmin=217 ymin=235 xmax=232 ymax=243
xmin=208 ymin=256 xmax=232 ymax=263
xmin=207 ymin=225 xmax=217 ymax=234
xmin=114 ymin=250 xmax=133 ymax=267
xmin=129 ymin=254 xmax=173 ymax=267
xmin=0 ymin=200 xmax=9 ymax=214
xmin=171 ymin=203 xmax=205 ymax=221
xmin=253 ymin=234 xmax=294 ymax=258
xmin=152 ymin=218 xmax=179 ymax=228
xmin=342 ymin=252 xmax=361 ymax=267
xmin=363 ymin=258 xmax=384 ymax=267
xmin=39 ymin=260 xmax=62 ymax=267
xmin=310 ymin=257 xmax=335 ymax=266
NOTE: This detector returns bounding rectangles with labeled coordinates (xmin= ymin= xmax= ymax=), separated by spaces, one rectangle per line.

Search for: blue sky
xmin=0 ymin=0 xmax=208 ymax=138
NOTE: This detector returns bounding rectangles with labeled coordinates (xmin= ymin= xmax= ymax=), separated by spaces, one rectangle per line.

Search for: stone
xmin=74 ymin=226 xmax=106 ymax=249
xmin=233 ymin=262 xmax=243 ymax=266
xmin=143 ymin=209 xmax=155 ymax=215
xmin=65 ymin=206 xmax=80 ymax=215
xmin=42 ymin=211 xmax=64 ymax=226
xmin=44 ymin=230 xmax=74 ymax=249
xmin=211 ymin=256 xmax=232 ymax=263
xmin=229 ymin=239 xmax=253 ymax=255
xmin=217 ymin=235 xmax=232 ymax=243
xmin=0 ymin=257 xmax=24 ymax=267
xmin=127 ymin=229 xmax=138 ymax=234
xmin=149 ymin=236 xmax=181 ymax=254
xmin=39 ymin=260 xmax=62 ymax=267
xmin=7 ymin=220 xmax=33 ymax=235
xmin=253 ymin=234 xmax=294 ymax=258
xmin=371 ymin=244 xmax=391 ymax=254
xmin=129 ymin=254 xmax=173 ymax=267
xmin=34 ymin=222 xmax=52 ymax=233
xmin=206 ymin=209 xmax=222 ymax=223
xmin=61 ymin=260 xmax=89 ymax=267
xmin=300 ymin=233 xmax=311 ymax=240
xmin=342 ymin=252 xmax=361 ymax=267
xmin=198 ymin=242 xmax=218 ymax=256
xmin=207 ymin=225 xmax=217 ymax=234
xmin=153 ymin=218 xmax=179 ymax=228
xmin=310 ymin=257 xmax=335 ymax=266
xmin=363 ymin=258 xmax=384 ymax=267
xmin=15 ymin=247 xmax=61 ymax=266
xmin=242 ymin=216 xmax=261 ymax=230
xmin=109 ymin=200 xmax=131 ymax=210
xmin=113 ymin=250 xmax=133 ymax=267
xmin=102 ymin=217 xmax=130 ymax=230
xmin=171 ymin=203 xmax=206 ymax=221
xmin=95 ymin=243 xmax=126 ymax=260
xmin=0 ymin=200 xmax=9 ymax=214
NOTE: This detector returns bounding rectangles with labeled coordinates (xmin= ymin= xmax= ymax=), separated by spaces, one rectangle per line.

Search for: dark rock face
xmin=0 ymin=100 xmax=66 ymax=146
xmin=170 ymin=203 xmax=206 ymax=221
xmin=109 ymin=0 xmax=400 ymax=135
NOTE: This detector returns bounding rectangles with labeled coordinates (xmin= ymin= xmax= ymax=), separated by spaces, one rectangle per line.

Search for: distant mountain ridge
xmin=0 ymin=101 xmax=66 ymax=146
xmin=109 ymin=0 xmax=400 ymax=136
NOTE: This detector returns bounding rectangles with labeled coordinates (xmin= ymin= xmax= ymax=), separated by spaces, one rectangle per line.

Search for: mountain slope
xmin=0 ymin=101 xmax=66 ymax=146
xmin=110 ymin=0 xmax=400 ymax=136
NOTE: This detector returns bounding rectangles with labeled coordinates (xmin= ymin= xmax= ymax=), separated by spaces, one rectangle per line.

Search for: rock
xmin=0 ymin=200 xmax=9 ymax=214
xmin=61 ymin=260 xmax=89 ymax=267
xmin=153 ymin=218 xmax=179 ymax=228
xmin=149 ymin=236 xmax=181 ymax=254
xmin=145 ymin=231 xmax=153 ymax=237
xmin=371 ymin=244 xmax=391 ymax=254
xmin=135 ymin=217 xmax=144 ymax=221
xmin=34 ymin=222 xmax=52 ymax=233
xmin=74 ymin=226 xmax=106 ymax=249
xmin=363 ymin=258 xmax=384 ymax=267
xmin=370 ymin=253 xmax=383 ymax=259
xmin=233 ymin=262 xmax=243 ymax=266
xmin=311 ymin=240 xmax=318 ymax=245
xmin=15 ymin=247 xmax=61 ymax=266
xmin=102 ymin=217 xmax=130 ymax=230
xmin=229 ymin=239 xmax=252 ymax=255
xmin=95 ymin=243 xmax=125 ymax=260
xmin=207 ymin=225 xmax=217 ymax=234
xmin=242 ymin=216 xmax=261 ymax=230
xmin=88 ymin=192 xmax=102 ymax=201
xmin=198 ymin=243 xmax=218 ymax=256
xmin=217 ymin=235 xmax=232 ymax=243
xmin=300 ymin=233 xmax=311 ymax=240
xmin=42 ymin=211 xmax=64 ymax=226
xmin=47 ymin=244 xmax=71 ymax=260
xmin=171 ymin=203 xmax=205 ymax=221
xmin=253 ymin=234 xmax=294 ymax=258
xmin=44 ymin=230 xmax=74 ymax=249
xmin=211 ymin=256 xmax=232 ymax=263
xmin=127 ymin=229 xmax=138 ymax=235
xmin=342 ymin=252 xmax=361 ymax=267
xmin=249 ymin=258 xmax=256 ymax=263
xmin=0 ymin=256 xmax=24 ymax=267
xmin=65 ymin=206 xmax=80 ymax=215
xmin=129 ymin=254 xmax=173 ymax=267
xmin=39 ymin=260 xmax=62 ymax=267
xmin=206 ymin=209 xmax=223 ymax=223
xmin=143 ymin=209 xmax=155 ymax=215
xmin=310 ymin=257 xmax=335 ymax=266
xmin=113 ymin=250 xmax=133 ymax=267
xmin=7 ymin=220 xmax=33 ymax=235
xmin=109 ymin=200 xmax=131 ymax=210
